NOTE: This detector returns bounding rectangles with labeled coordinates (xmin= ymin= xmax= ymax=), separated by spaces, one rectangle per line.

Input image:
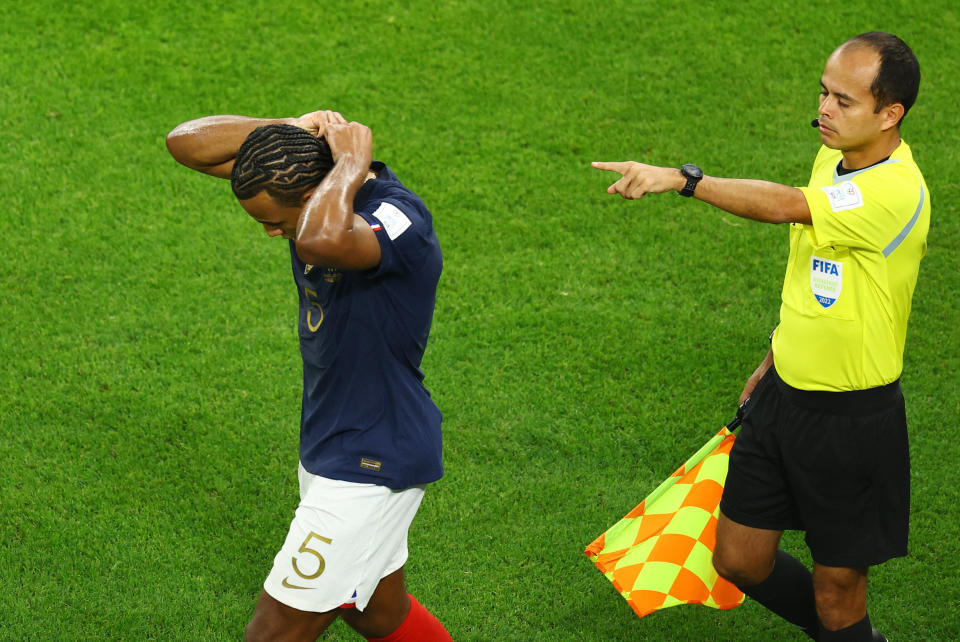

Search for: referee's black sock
xmin=817 ymin=614 xmax=874 ymax=641
xmin=739 ymin=550 xmax=818 ymax=639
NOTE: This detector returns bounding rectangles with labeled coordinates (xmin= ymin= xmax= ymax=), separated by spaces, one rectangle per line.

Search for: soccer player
xmin=166 ymin=110 xmax=452 ymax=642
xmin=593 ymin=32 xmax=927 ymax=642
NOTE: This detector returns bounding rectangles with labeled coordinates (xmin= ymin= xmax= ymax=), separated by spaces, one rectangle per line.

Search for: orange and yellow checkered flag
xmin=585 ymin=421 xmax=744 ymax=619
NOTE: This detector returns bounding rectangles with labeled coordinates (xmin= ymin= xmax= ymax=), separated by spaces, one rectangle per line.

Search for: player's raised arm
xmin=165 ymin=111 xmax=346 ymax=179
xmin=294 ymin=121 xmax=382 ymax=270
xmin=592 ymin=161 xmax=812 ymax=225
xmin=165 ymin=115 xmax=297 ymax=178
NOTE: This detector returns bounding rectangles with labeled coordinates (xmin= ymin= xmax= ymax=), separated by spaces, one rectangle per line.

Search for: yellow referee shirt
xmin=772 ymin=140 xmax=930 ymax=391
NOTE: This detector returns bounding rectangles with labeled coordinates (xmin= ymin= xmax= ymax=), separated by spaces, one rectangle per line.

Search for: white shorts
xmin=263 ymin=463 xmax=426 ymax=613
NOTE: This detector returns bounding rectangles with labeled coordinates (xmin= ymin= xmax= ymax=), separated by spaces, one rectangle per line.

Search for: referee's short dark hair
xmin=847 ymin=32 xmax=920 ymax=125
xmin=231 ymin=124 xmax=335 ymax=207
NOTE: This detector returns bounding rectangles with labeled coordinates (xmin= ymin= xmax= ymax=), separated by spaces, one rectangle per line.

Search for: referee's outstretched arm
xmin=592 ymin=161 xmax=812 ymax=225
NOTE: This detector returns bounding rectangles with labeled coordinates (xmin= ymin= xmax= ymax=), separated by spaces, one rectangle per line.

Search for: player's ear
xmin=300 ymin=188 xmax=316 ymax=205
xmin=880 ymin=102 xmax=905 ymax=131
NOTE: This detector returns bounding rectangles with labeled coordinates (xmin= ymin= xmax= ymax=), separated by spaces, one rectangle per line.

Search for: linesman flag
xmin=585 ymin=416 xmax=744 ymax=619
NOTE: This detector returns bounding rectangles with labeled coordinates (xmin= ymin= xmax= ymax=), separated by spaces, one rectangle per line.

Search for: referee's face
xmin=238 ymin=190 xmax=302 ymax=240
xmin=816 ymin=45 xmax=889 ymax=152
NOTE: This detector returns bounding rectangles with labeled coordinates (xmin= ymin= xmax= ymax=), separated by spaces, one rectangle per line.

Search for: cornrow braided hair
xmin=231 ymin=124 xmax=335 ymax=207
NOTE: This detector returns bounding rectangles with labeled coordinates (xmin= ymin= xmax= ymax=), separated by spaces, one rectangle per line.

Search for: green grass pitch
xmin=1 ymin=1 xmax=958 ymax=639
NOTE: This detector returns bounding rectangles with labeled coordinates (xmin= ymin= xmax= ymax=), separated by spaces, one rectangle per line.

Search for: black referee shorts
xmin=719 ymin=366 xmax=909 ymax=567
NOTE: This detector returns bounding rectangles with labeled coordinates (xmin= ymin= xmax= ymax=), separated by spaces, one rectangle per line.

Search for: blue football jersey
xmin=291 ymin=162 xmax=443 ymax=489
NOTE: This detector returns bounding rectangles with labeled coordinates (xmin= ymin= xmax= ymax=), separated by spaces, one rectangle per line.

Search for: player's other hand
xmin=326 ymin=121 xmax=373 ymax=168
xmin=294 ymin=110 xmax=347 ymax=138
xmin=592 ymin=161 xmax=684 ymax=199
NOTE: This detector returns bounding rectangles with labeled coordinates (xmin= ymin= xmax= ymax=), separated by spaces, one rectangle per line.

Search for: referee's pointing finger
xmin=592 ymin=161 xmax=633 ymax=196
xmin=591 ymin=161 xmax=629 ymax=174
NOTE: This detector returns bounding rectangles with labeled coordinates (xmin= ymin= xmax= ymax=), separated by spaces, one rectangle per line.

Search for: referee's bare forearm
xmin=694 ymin=176 xmax=812 ymax=225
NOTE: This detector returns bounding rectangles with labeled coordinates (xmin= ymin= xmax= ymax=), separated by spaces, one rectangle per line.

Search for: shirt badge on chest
xmin=810 ymin=255 xmax=843 ymax=308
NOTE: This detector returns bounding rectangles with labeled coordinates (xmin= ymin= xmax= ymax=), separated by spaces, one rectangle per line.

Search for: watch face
xmin=682 ymin=163 xmax=703 ymax=179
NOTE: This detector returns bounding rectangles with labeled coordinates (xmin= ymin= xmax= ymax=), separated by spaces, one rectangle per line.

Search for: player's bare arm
xmin=592 ymin=161 xmax=812 ymax=225
xmin=165 ymin=111 xmax=345 ymax=178
xmin=166 ymin=115 xmax=296 ymax=178
xmin=294 ymin=121 xmax=382 ymax=270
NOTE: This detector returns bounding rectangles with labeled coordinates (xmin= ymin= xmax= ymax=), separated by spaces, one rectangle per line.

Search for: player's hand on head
xmin=592 ymin=161 xmax=679 ymax=200
xmin=294 ymin=110 xmax=347 ymax=138
xmin=325 ymin=121 xmax=373 ymax=166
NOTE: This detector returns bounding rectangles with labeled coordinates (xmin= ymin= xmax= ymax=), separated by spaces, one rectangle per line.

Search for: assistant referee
xmin=594 ymin=32 xmax=927 ymax=642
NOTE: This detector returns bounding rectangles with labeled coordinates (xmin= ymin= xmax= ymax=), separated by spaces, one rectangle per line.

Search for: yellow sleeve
xmin=799 ymin=162 xmax=925 ymax=253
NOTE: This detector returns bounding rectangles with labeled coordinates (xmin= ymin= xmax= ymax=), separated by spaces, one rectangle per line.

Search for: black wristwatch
xmin=679 ymin=164 xmax=703 ymax=197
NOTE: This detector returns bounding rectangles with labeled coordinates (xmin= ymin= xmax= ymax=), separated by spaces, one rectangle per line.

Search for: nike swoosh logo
xmin=282 ymin=577 xmax=313 ymax=590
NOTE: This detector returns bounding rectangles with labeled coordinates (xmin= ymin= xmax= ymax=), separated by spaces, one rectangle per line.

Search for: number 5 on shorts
xmin=292 ymin=531 xmax=332 ymax=580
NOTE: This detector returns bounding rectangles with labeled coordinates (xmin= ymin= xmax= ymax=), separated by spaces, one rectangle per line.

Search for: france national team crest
xmin=810 ymin=255 xmax=843 ymax=308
